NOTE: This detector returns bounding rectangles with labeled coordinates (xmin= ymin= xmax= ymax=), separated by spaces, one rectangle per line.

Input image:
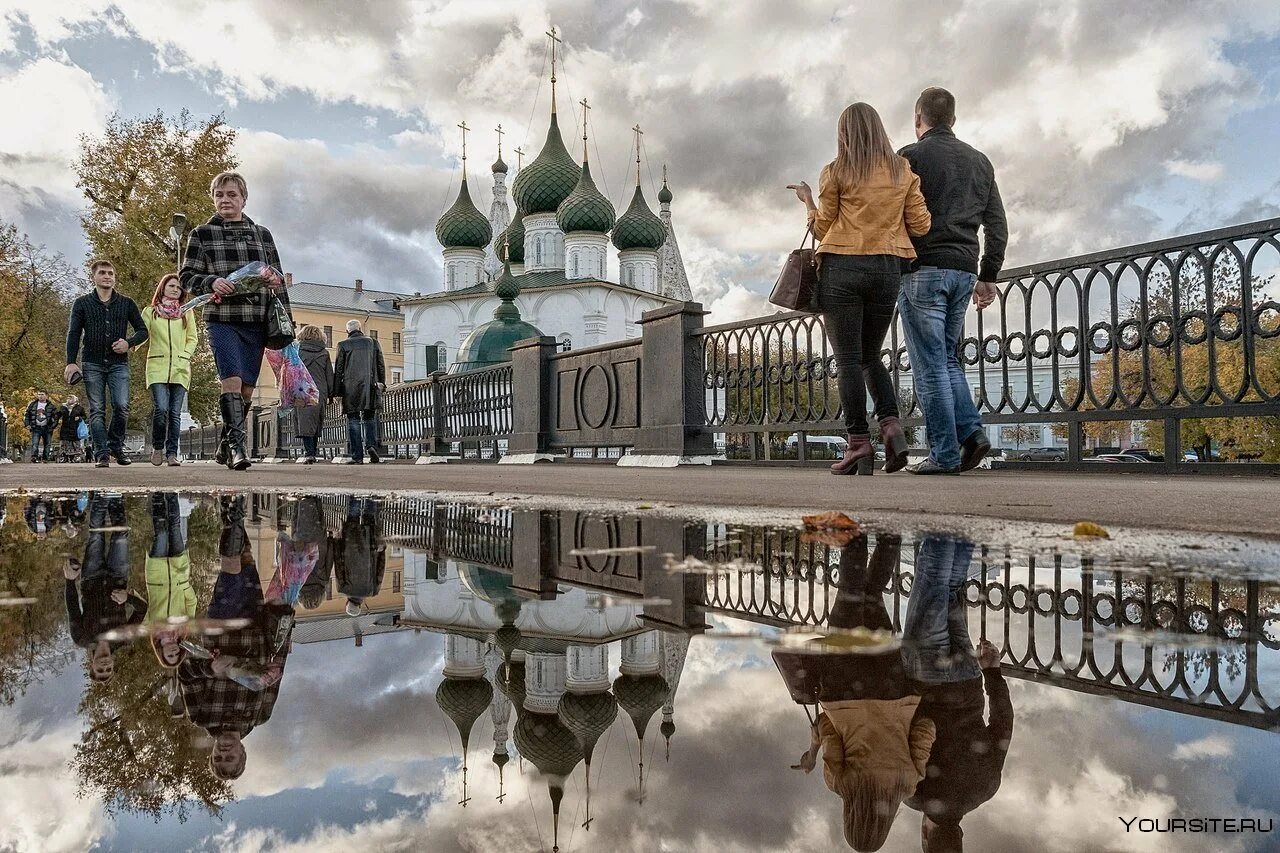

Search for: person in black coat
xmin=334 ymin=496 xmax=385 ymax=616
xmin=332 ymin=320 xmax=385 ymax=464
xmin=293 ymin=325 xmax=335 ymax=463
xmin=57 ymin=394 xmax=88 ymax=461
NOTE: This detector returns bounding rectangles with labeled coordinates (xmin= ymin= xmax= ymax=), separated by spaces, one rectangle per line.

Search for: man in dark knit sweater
xmin=65 ymin=260 xmax=148 ymax=467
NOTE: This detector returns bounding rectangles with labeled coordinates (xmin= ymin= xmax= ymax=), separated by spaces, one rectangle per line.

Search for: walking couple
xmin=789 ymin=87 xmax=1007 ymax=475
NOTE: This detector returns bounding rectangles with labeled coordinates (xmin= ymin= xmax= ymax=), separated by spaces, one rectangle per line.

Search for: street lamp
xmin=169 ymin=213 xmax=187 ymax=270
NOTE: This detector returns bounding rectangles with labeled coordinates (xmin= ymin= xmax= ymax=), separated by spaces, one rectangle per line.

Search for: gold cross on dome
xmin=494 ymin=123 xmax=504 ymax=158
xmin=514 ymin=145 xmax=526 ymax=170
xmin=579 ymin=97 xmax=591 ymax=159
xmin=457 ymin=120 xmax=471 ymax=163
xmin=632 ymin=123 xmax=644 ymax=184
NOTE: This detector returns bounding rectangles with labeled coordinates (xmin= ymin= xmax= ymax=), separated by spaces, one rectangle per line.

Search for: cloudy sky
xmin=1 ymin=1 xmax=1279 ymax=321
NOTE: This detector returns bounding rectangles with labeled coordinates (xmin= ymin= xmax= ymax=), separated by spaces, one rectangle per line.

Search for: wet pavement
xmin=2 ymin=491 xmax=1278 ymax=852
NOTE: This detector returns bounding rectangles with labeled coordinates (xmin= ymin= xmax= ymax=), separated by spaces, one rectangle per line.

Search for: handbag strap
xmin=799 ymin=224 xmax=816 ymax=250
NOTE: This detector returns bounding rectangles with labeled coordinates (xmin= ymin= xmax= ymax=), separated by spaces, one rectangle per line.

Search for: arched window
xmin=625 ymin=267 xmax=633 ymax=287
xmin=447 ymin=266 xmax=455 ymax=289
xmin=570 ymin=251 xmax=579 ymax=278
xmin=535 ymin=236 xmax=544 ymax=265
xmin=432 ymin=341 xmax=448 ymax=372
xmin=558 ymin=333 xmax=572 ymax=353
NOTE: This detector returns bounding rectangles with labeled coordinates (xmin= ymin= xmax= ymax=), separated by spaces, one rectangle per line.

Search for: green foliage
xmin=75 ymin=110 xmax=238 ymax=425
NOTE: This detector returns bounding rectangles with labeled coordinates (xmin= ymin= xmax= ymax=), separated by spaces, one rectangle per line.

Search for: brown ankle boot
xmin=831 ymin=434 xmax=874 ymax=475
xmin=879 ymin=416 xmax=909 ymax=473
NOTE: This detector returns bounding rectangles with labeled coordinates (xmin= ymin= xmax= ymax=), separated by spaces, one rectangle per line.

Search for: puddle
xmin=2 ymin=490 xmax=1279 ymax=852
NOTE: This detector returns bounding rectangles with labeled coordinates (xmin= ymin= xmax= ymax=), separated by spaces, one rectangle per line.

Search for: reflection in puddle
xmin=2 ymin=490 xmax=1279 ymax=851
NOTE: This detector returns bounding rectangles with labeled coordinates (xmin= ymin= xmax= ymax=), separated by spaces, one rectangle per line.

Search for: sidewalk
xmin=1 ymin=460 xmax=1274 ymax=538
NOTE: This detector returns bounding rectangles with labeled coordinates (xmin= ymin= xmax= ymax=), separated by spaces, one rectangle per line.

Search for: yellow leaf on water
xmin=1073 ymin=521 xmax=1110 ymax=539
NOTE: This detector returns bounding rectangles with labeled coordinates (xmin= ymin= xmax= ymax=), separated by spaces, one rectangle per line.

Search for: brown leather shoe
xmin=831 ymin=434 xmax=874 ymax=475
xmin=879 ymin=416 xmax=909 ymax=473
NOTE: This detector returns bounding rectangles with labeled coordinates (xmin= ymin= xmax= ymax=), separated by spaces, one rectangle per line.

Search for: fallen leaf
xmin=801 ymin=529 xmax=858 ymax=548
xmin=802 ymin=511 xmax=860 ymax=533
xmin=1072 ymin=521 xmax=1110 ymax=539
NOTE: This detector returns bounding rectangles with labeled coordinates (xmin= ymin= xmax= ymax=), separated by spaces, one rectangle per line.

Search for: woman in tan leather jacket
xmin=789 ymin=103 xmax=931 ymax=476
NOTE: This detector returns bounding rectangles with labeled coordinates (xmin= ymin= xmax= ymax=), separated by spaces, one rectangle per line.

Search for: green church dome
xmin=511 ymin=113 xmax=579 ymax=215
xmin=435 ymin=177 xmax=493 ymax=249
xmin=556 ymin=162 xmax=615 ymax=234
xmin=501 ymin=210 xmax=526 ymax=264
xmin=449 ymin=261 xmax=543 ymax=373
xmin=612 ymin=186 xmax=666 ymax=251
xmin=436 ymin=676 xmax=494 ymax=747
xmin=558 ymin=691 xmax=618 ymax=760
xmin=657 ymin=176 xmax=673 ymax=204
xmin=515 ymin=710 xmax=584 ymax=779
xmin=613 ymin=672 xmax=668 ymax=739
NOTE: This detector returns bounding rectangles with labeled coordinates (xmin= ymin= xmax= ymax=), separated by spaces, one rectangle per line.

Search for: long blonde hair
xmin=830 ymin=102 xmax=903 ymax=189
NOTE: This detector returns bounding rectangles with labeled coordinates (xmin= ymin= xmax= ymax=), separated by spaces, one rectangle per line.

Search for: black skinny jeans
xmin=817 ymin=254 xmax=902 ymax=435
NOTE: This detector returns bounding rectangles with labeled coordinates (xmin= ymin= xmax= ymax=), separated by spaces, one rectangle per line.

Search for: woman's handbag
xmin=769 ymin=226 xmax=819 ymax=312
xmin=264 ymin=291 xmax=296 ymax=350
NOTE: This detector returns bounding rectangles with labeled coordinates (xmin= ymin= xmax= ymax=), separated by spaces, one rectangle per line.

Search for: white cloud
xmin=0 ymin=716 xmax=109 ymax=853
xmin=1165 ymin=159 xmax=1226 ymax=182
xmin=1171 ymin=734 xmax=1235 ymax=761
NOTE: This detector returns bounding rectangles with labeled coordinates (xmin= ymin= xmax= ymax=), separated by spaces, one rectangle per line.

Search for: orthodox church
xmin=399 ymin=45 xmax=691 ymax=377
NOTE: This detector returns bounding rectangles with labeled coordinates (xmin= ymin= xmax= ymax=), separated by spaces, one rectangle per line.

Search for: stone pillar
xmin=582 ymin=311 xmax=608 ymax=346
xmin=444 ymin=635 xmax=488 ymax=678
xmin=565 ymin=645 xmax=610 ymax=692
xmin=510 ymin=509 xmax=559 ymax=599
xmin=639 ymin=516 xmax=709 ymax=631
xmin=620 ymin=302 xmax=715 ymax=466
xmin=504 ymin=335 xmax=558 ymax=463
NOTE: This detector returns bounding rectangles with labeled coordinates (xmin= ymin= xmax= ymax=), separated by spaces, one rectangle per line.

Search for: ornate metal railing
xmin=698 ymin=218 xmax=1280 ymax=468
xmin=700 ymin=529 xmax=1280 ymax=729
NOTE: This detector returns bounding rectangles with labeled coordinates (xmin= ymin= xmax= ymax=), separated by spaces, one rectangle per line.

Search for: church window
xmin=535 ymin=236 xmax=544 ymax=265
xmin=447 ymin=266 xmax=455 ymax=288
xmin=571 ymin=252 xmax=579 ymax=278
xmin=433 ymin=342 xmax=448 ymax=372
xmin=625 ymin=267 xmax=633 ymax=287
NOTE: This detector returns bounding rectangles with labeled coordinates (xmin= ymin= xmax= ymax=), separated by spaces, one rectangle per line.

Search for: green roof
xmin=436 ymin=676 xmax=494 ymax=747
xmin=449 ymin=260 xmax=543 ymax=372
xmin=502 ymin=209 xmax=526 ymax=263
xmin=658 ymin=176 xmax=673 ymax=204
xmin=558 ymin=691 xmax=618 ymax=760
xmin=514 ymin=710 xmax=583 ymax=778
xmin=511 ymin=112 xmax=579 ymax=214
xmin=612 ymin=185 xmax=666 ymax=251
xmin=435 ymin=177 xmax=493 ymax=249
xmin=556 ymin=161 xmax=615 ymax=234
xmin=613 ymin=672 xmax=668 ymax=739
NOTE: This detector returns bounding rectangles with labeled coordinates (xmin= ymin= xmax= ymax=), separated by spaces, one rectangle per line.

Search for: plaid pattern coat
xmin=180 ymin=214 xmax=291 ymax=325
xmin=179 ymin=606 xmax=293 ymax=736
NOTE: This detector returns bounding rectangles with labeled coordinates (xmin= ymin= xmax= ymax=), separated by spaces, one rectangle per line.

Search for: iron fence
xmin=698 ymin=217 xmax=1280 ymax=469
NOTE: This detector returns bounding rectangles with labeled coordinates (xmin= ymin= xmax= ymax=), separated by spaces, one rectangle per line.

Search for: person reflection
xmin=179 ymin=495 xmax=294 ymax=782
xmin=334 ymin=496 xmax=384 ymax=617
xmin=776 ymin=532 xmax=936 ymax=851
xmin=63 ymin=492 xmax=145 ymax=684
xmin=902 ymin=536 xmax=1013 ymax=853
xmin=146 ymin=492 xmax=195 ymax=670
xmin=293 ymin=496 xmax=334 ymax=612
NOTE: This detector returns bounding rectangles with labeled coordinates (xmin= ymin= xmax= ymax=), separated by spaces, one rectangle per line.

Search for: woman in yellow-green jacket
xmin=146 ymin=493 xmax=196 ymax=669
xmin=142 ymin=273 xmax=199 ymax=466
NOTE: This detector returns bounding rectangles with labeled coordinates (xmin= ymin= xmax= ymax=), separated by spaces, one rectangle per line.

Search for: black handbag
xmin=769 ymin=225 xmax=819 ymax=312
xmin=264 ymin=291 xmax=296 ymax=350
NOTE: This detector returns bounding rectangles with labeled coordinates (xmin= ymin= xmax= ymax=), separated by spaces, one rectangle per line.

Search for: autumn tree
xmin=75 ymin=110 xmax=238 ymax=424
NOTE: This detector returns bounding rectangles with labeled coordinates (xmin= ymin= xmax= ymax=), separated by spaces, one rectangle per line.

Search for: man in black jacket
xmin=23 ymin=390 xmax=56 ymax=462
xmin=333 ymin=320 xmax=386 ymax=464
xmin=65 ymin=259 xmax=148 ymax=467
xmin=898 ymin=88 xmax=1007 ymax=475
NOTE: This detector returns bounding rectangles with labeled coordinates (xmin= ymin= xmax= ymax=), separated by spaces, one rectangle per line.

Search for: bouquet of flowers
xmin=265 ymin=342 xmax=321 ymax=407
xmin=178 ymin=261 xmax=286 ymax=312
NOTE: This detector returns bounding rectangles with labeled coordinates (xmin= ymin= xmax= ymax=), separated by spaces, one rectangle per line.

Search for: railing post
xmin=506 ymin=335 xmax=558 ymax=461
xmin=272 ymin=406 xmax=290 ymax=460
xmin=1067 ymin=420 xmax=1083 ymax=466
xmin=624 ymin=301 xmax=715 ymax=464
xmin=1163 ymin=416 xmax=1181 ymax=472
xmin=510 ymin=509 xmax=558 ymax=598
xmin=249 ymin=406 xmax=263 ymax=459
xmin=423 ymin=371 xmax=450 ymax=457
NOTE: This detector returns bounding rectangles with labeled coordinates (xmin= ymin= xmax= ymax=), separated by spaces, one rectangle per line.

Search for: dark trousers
xmin=83 ymin=361 xmax=130 ymax=459
xmin=30 ymin=427 xmax=53 ymax=461
xmin=150 ymin=383 xmax=187 ymax=456
xmin=300 ymin=435 xmax=319 ymax=457
xmin=817 ymin=255 xmax=901 ymax=435
xmin=346 ymin=410 xmax=377 ymax=461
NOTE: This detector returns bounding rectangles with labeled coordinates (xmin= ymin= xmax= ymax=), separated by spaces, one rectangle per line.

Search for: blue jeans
xmin=150 ymin=383 xmax=187 ymax=457
xmin=901 ymin=535 xmax=981 ymax=685
xmin=346 ymin=410 xmax=377 ymax=460
xmin=898 ymin=267 xmax=985 ymax=468
xmin=83 ymin=361 xmax=130 ymax=459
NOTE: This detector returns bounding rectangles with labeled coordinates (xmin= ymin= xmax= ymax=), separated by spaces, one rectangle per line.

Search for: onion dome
xmin=435 ymin=178 xmax=493 ymax=249
xmin=612 ymin=186 xmax=666 ymax=251
xmin=436 ymin=676 xmax=494 ymax=749
xmin=556 ymin=162 xmax=615 ymax=234
xmin=514 ymin=711 xmax=584 ymax=783
xmin=492 ymin=154 xmax=508 ymax=175
xmin=558 ymin=691 xmax=618 ymax=762
xmin=450 ymin=259 xmax=543 ymax=372
xmin=657 ymin=175 xmax=673 ymax=204
xmin=500 ymin=209 xmax=526 ymax=264
xmin=511 ymin=113 xmax=579 ymax=215
xmin=613 ymin=672 xmax=668 ymax=739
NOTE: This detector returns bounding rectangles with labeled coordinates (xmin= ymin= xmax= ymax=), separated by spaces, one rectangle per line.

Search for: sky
xmin=1 ymin=1 xmax=1279 ymax=323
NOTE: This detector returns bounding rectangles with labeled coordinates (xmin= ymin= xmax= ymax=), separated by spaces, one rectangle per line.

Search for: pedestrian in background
xmin=294 ymin=324 xmax=334 ymax=464
xmin=24 ymin=389 xmax=56 ymax=462
xmin=57 ymin=394 xmax=87 ymax=462
xmin=65 ymin=259 xmax=148 ymax=468
xmin=333 ymin=319 xmax=385 ymax=464
xmin=789 ymin=102 xmax=930 ymax=476
xmin=142 ymin=273 xmax=199 ymax=466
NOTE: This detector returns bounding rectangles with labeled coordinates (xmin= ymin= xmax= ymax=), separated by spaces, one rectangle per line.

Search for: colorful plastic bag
xmin=266 ymin=343 xmax=320 ymax=408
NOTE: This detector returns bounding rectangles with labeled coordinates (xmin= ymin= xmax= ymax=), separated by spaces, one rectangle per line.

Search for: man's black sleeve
xmin=125 ymin=299 xmax=149 ymax=348
xmin=979 ymin=161 xmax=1008 ymax=282
xmin=65 ymin=299 xmax=85 ymax=365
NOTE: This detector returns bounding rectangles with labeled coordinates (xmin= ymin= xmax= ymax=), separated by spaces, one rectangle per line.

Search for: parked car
xmin=1012 ymin=446 xmax=1067 ymax=462
xmin=1086 ymin=453 xmax=1154 ymax=463
xmin=785 ymin=434 xmax=847 ymax=458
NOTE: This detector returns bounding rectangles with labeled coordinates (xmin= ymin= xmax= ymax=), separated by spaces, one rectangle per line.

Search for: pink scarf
xmin=154 ymin=297 xmax=182 ymax=319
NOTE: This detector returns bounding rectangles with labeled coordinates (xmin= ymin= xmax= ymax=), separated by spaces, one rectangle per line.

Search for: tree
xmin=75 ymin=110 xmax=238 ymax=425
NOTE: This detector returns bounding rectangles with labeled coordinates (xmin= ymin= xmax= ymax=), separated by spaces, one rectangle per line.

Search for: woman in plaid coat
xmin=180 ymin=171 xmax=290 ymax=470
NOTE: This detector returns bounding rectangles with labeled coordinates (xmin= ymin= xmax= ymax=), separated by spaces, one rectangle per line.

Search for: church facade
xmin=399 ymin=89 xmax=692 ymax=379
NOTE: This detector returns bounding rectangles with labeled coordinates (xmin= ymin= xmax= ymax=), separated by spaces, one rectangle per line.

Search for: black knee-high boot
xmin=219 ymin=392 xmax=251 ymax=471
